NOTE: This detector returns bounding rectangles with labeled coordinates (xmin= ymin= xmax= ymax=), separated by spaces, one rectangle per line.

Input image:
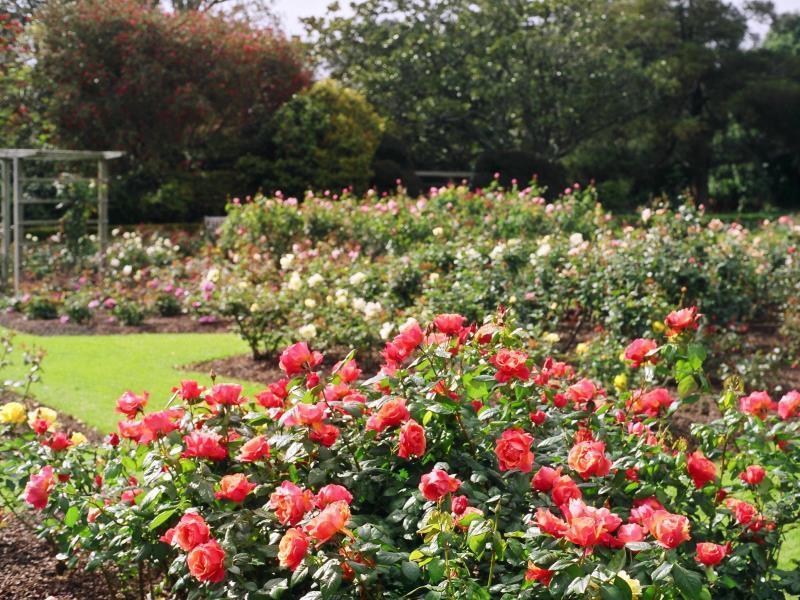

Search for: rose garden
xmin=2 ymin=1 xmax=800 ymax=599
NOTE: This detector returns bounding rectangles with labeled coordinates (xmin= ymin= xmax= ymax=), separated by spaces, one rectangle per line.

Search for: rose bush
xmin=2 ymin=309 xmax=799 ymax=598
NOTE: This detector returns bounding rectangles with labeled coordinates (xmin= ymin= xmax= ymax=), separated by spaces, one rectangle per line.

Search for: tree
xmin=305 ymin=0 xmax=653 ymax=169
xmin=34 ymin=0 xmax=309 ymax=170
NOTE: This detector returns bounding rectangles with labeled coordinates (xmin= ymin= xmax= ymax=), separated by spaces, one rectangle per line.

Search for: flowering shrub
xmin=2 ymin=309 xmax=800 ymax=598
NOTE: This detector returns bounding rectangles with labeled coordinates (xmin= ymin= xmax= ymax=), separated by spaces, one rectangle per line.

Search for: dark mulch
xmin=0 ymin=311 xmax=233 ymax=336
xmin=187 ymin=353 xmax=284 ymax=386
xmin=0 ymin=516 xmax=117 ymax=600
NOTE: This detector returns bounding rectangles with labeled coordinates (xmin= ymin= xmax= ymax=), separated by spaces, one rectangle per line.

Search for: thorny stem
xmin=487 ymin=496 xmax=502 ymax=588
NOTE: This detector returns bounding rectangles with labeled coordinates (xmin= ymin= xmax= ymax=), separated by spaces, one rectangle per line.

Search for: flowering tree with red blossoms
xmin=34 ymin=0 xmax=309 ymax=167
xmin=2 ymin=308 xmax=800 ymax=598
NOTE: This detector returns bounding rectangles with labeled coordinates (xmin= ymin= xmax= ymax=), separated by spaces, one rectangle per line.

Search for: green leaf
xmin=401 ymin=560 xmax=420 ymax=582
xmin=677 ymin=375 xmax=698 ymax=399
xmin=63 ymin=505 xmax=80 ymax=527
xmin=672 ymin=563 xmax=703 ymax=600
xmin=427 ymin=557 xmax=445 ymax=583
xmin=149 ymin=508 xmax=177 ymax=530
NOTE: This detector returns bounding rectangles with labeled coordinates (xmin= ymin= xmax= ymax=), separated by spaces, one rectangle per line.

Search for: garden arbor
xmin=0 ymin=149 xmax=123 ymax=294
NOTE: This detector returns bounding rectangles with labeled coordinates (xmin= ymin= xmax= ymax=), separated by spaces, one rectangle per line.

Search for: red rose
xmin=115 ymin=390 xmax=148 ymax=418
xmin=530 ymin=410 xmax=547 ymax=425
xmin=187 ymin=539 xmax=226 ymax=583
xmin=532 ymin=466 xmax=561 ymax=492
xmin=171 ymin=513 xmax=210 ymax=551
xmin=215 ymin=473 xmax=256 ymax=503
xmin=664 ymin=306 xmax=700 ymax=336
xmin=624 ymin=338 xmax=658 ymax=368
xmin=628 ymin=388 xmax=672 ymax=418
xmin=279 ymin=342 xmax=323 ymax=376
xmin=686 ymin=450 xmax=716 ymax=489
xmin=24 ymin=465 xmax=54 ymax=509
xmin=551 ymin=475 xmax=582 ymax=506
xmin=237 ymin=435 xmax=270 ymax=462
xmin=333 ymin=358 xmax=362 ymax=383
xmin=489 ymin=349 xmax=530 ymax=383
xmin=525 ymin=563 xmax=554 ymax=587
xmin=206 ymin=383 xmax=244 ymax=406
xmin=278 ymin=528 xmax=308 ymax=571
xmin=304 ymin=500 xmax=351 ymax=544
xmin=645 ymin=510 xmax=691 ymax=549
xmin=315 ymin=484 xmax=353 ymax=509
xmin=450 ymin=495 xmax=468 ymax=515
xmin=44 ymin=431 xmax=72 ymax=452
xmin=118 ymin=419 xmax=144 ymax=442
xmin=433 ymin=313 xmax=466 ymax=335
xmin=725 ymin=498 xmax=757 ymax=525
xmin=269 ymin=481 xmax=314 ymax=526
xmin=309 ymin=422 xmax=339 ymax=447
xmin=739 ymin=465 xmax=766 ymax=486
xmin=182 ymin=431 xmax=227 ymax=461
xmin=696 ymin=542 xmax=727 ymax=566
xmin=398 ymin=419 xmax=426 ymax=459
xmin=381 ymin=322 xmax=424 ymax=368
xmin=141 ymin=408 xmax=183 ymax=441
xmin=418 ymin=468 xmax=461 ymax=502
xmin=173 ymin=380 xmax=204 ymax=402
xmin=256 ymin=379 xmax=290 ymax=408
xmin=494 ymin=428 xmax=534 ymax=473
xmin=568 ymin=440 xmax=612 ymax=479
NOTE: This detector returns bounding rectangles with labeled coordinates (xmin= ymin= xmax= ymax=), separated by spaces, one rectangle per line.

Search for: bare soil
xmin=0 ymin=311 xmax=233 ymax=336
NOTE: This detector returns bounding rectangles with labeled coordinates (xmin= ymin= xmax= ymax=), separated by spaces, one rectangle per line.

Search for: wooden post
xmin=1 ymin=160 xmax=9 ymax=287
xmin=97 ymin=159 xmax=109 ymax=272
xmin=12 ymin=158 xmax=22 ymax=295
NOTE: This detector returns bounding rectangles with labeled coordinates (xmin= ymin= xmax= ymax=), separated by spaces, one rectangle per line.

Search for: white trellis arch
xmin=0 ymin=149 xmax=124 ymax=294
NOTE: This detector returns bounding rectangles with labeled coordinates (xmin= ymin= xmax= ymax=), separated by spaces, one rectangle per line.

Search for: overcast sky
xmin=273 ymin=0 xmax=800 ymax=38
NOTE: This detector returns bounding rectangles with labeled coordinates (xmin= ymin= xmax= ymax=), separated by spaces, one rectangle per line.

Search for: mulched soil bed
xmin=0 ymin=311 xmax=233 ymax=336
xmin=0 ymin=516 xmax=117 ymax=600
xmin=0 ymin=391 xmax=110 ymax=599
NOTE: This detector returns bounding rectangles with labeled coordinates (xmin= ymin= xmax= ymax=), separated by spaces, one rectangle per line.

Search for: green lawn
xmin=0 ymin=328 xmax=259 ymax=433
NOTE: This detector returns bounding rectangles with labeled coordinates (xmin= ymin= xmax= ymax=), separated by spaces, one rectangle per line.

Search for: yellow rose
xmin=28 ymin=407 xmax=58 ymax=430
xmin=614 ymin=373 xmax=628 ymax=392
xmin=0 ymin=401 xmax=26 ymax=424
xmin=575 ymin=342 xmax=589 ymax=355
xmin=70 ymin=432 xmax=88 ymax=446
xmin=652 ymin=320 xmax=666 ymax=333
xmin=543 ymin=332 xmax=560 ymax=343
xmin=618 ymin=571 xmax=641 ymax=600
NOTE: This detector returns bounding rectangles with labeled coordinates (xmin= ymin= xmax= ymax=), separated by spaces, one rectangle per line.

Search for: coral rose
xmin=215 ymin=474 xmax=256 ymax=503
xmin=568 ymin=440 xmax=612 ymax=479
xmin=304 ymin=500 xmax=351 ymax=544
xmin=398 ymin=419 xmax=426 ymax=459
xmin=171 ymin=513 xmax=210 ymax=551
xmin=551 ymin=475 xmax=582 ymax=506
xmin=489 ymin=349 xmax=530 ymax=383
xmin=366 ymin=397 xmax=410 ymax=433
xmin=237 ymin=435 xmax=270 ymax=462
xmin=525 ymin=563 xmax=554 ymax=586
xmin=24 ymin=465 xmax=55 ymax=509
xmin=418 ymin=468 xmax=461 ymax=502
xmin=182 ymin=431 xmax=227 ymax=461
xmin=778 ymin=390 xmax=800 ymax=420
xmin=269 ymin=481 xmax=314 ymax=526
xmin=315 ymin=484 xmax=353 ymax=509
xmin=664 ymin=307 xmax=700 ymax=336
xmin=645 ymin=510 xmax=691 ymax=549
xmin=686 ymin=450 xmax=716 ymax=489
xmin=494 ymin=428 xmax=534 ymax=472
xmin=279 ymin=342 xmax=323 ymax=376
xmin=739 ymin=465 xmax=766 ymax=486
xmin=433 ymin=313 xmax=466 ymax=335
xmin=739 ymin=391 xmax=776 ymax=420
xmin=532 ymin=466 xmax=561 ymax=493
xmin=278 ymin=528 xmax=308 ymax=571
xmin=187 ymin=539 xmax=226 ymax=583
xmin=115 ymin=390 xmax=148 ymax=419
xmin=624 ymin=338 xmax=658 ymax=368
xmin=696 ymin=542 xmax=727 ymax=566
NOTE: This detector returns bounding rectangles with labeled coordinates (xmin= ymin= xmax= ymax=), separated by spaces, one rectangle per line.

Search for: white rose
xmin=307 ymin=273 xmax=324 ymax=287
xmin=287 ymin=272 xmax=302 ymax=291
xmin=349 ymin=272 xmax=367 ymax=286
xmin=298 ymin=324 xmax=317 ymax=340
xmin=304 ymin=298 xmax=317 ymax=309
xmin=280 ymin=254 xmax=295 ymax=270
